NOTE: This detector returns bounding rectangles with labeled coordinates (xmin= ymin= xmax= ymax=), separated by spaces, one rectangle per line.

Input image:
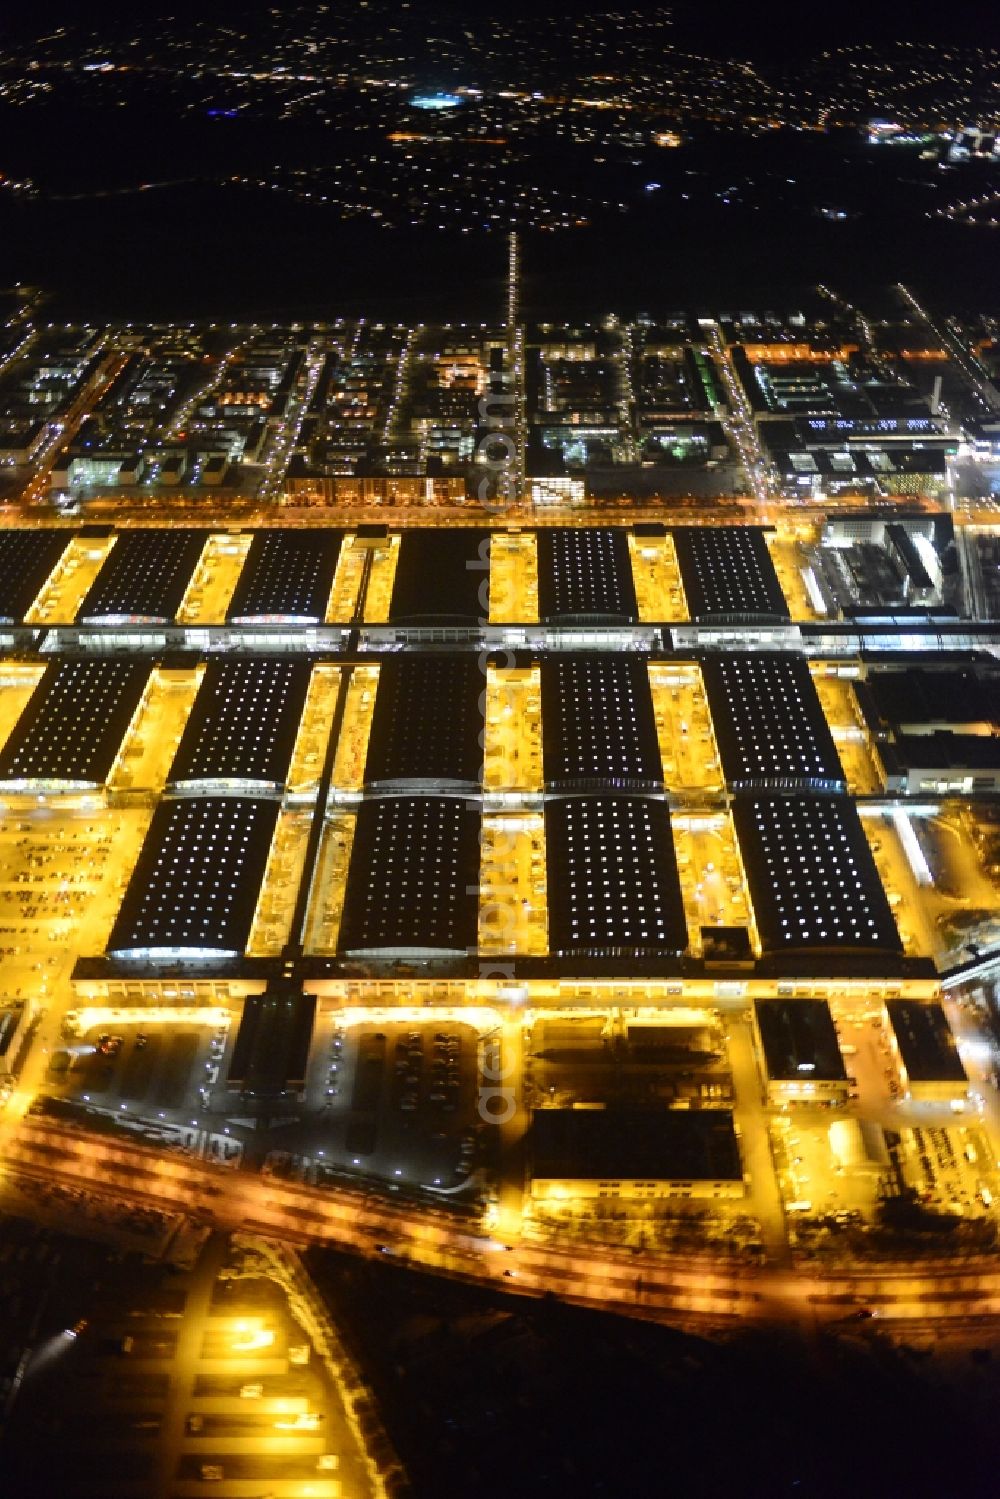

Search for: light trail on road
xmin=8 ymin=1115 xmax=1000 ymax=1335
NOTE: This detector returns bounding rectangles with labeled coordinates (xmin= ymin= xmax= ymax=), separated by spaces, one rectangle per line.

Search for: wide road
xmin=8 ymin=1115 xmax=1000 ymax=1335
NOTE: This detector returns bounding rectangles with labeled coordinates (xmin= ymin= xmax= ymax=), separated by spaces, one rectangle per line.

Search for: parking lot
xmin=108 ymin=667 xmax=202 ymax=795
xmin=0 ymin=805 xmax=152 ymax=1007
xmin=245 ymin=810 xmax=312 ymax=959
xmin=302 ymin=814 xmax=356 ymax=955
xmin=810 ymin=669 xmax=883 ymax=795
xmin=50 ymin=1018 xmax=229 ymax=1127
xmin=359 ymin=535 xmax=400 ymax=624
xmin=299 ymin=1018 xmax=485 ymax=1190
xmin=175 ymin=533 xmax=252 ymax=625
xmin=330 ymin=665 xmax=378 ymax=794
xmin=893 ymin=1122 xmax=1000 ymax=1215
xmin=770 ymin=1113 xmax=886 ymax=1222
xmin=1 ymin=1231 xmax=372 ymax=1499
xmin=23 ymin=535 xmax=115 ymax=625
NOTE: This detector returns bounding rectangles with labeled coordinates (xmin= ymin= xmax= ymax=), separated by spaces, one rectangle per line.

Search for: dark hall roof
xmin=529 ymin=1108 xmax=742 ymax=1182
xmin=168 ymin=658 xmax=312 ymax=787
xmin=733 ymin=794 xmax=902 ymax=957
xmin=389 ymin=529 xmax=490 ymax=623
xmin=108 ymin=795 xmax=278 ymax=957
xmin=0 ymin=658 xmax=149 ymax=784
xmin=671 ymin=527 xmax=788 ymax=622
xmin=364 ymin=655 xmax=484 ymax=787
xmin=544 ymin=795 xmax=688 ymax=958
xmin=227 ymin=529 xmax=343 ymax=622
xmin=338 ymin=795 xmax=481 ymax=954
xmin=541 ymin=655 xmax=662 ymax=791
xmin=537 ymin=528 xmax=638 ymax=622
xmin=702 ymin=654 xmax=845 ymax=790
xmin=76 ymin=529 xmax=206 ymax=622
xmin=0 ymin=530 xmax=69 ymax=621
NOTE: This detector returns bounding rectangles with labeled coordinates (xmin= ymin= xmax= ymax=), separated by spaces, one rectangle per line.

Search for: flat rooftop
xmin=76 ymin=529 xmax=206 ymax=623
xmin=364 ymin=655 xmax=483 ymax=787
xmin=389 ymin=529 xmax=490 ymax=623
xmin=671 ymin=527 xmax=789 ymax=622
xmin=892 ymin=732 xmax=1000 ymax=775
xmin=541 ymin=655 xmax=661 ymax=791
xmin=537 ymin=528 xmax=638 ymax=621
xmin=733 ymin=794 xmax=902 ymax=957
xmin=754 ymin=998 xmax=848 ymax=1082
xmin=226 ymin=529 xmax=343 ymax=622
xmin=0 ymin=658 xmax=149 ymax=785
xmin=702 ymin=654 xmax=845 ymax=790
xmin=863 ymin=667 xmax=1000 ymax=731
xmin=338 ymin=795 xmax=481 ymax=955
xmin=228 ymin=991 xmax=316 ymax=1095
xmin=168 ymin=658 xmax=312 ymax=789
xmin=530 ymin=1107 xmax=742 ymax=1182
xmin=886 ymin=999 xmax=968 ymax=1084
xmin=107 ymin=795 xmax=279 ymax=959
xmin=544 ymin=795 xmax=688 ymax=958
xmin=0 ymin=530 xmax=68 ymax=621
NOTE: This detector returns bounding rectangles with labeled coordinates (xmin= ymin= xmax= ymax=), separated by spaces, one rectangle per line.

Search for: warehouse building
xmin=529 ymin=1108 xmax=744 ymax=1200
xmin=670 ymin=527 xmax=789 ymax=623
xmin=363 ymin=655 xmax=483 ymax=789
xmin=702 ymin=655 xmax=845 ymax=792
xmin=541 ymin=655 xmax=662 ymax=791
xmin=0 ymin=658 xmax=150 ymax=788
xmin=227 ymin=529 xmax=343 ymax=623
xmin=537 ymin=527 xmax=638 ymax=622
xmin=167 ymin=658 xmax=312 ymax=793
xmin=753 ymin=997 xmax=849 ymax=1106
xmin=107 ymin=796 xmax=279 ymax=961
xmin=0 ymin=529 xmax=69 ymax=622
xmin=885 ymin=999 xmax=968 ymax=1104
xmin=544 ymin=795 xmax=688 ymax=959
xmin=338 ymin=795 xmax=481 ymax=957
xmin=76 ymin=529 xmax=206 ymax=623
xmin=388 ymin=529 xmax=490 ymax=624
xmin=733 ymin=794 xmax=903 ymax=960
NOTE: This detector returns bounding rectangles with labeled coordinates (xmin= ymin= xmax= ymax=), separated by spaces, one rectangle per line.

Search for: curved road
xmin=7 ymin=1116 xmax=1000 ymax=1335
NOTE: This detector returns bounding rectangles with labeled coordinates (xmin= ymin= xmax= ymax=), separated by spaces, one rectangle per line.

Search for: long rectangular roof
xmin=754 ymin=998 xmax=848 ymax=1082
xmin=338 ymin=795 xmax=480 ymax=954
xmin=530 ymin=1108 xmax=742 ymax=1182
xmin=107 ymin=795 xmax=278 ymax=958
xmin=544 ymin=796 xmax=688 ymax=958
xmin=537 ymin=528 xmax=638 ymax=621
xmin=886 ymin=1000 xmax=968 ymax=1084
xmin=389 ymin=529 xmax=490 ymax=623
xmin=671 ymin=527 xmax=789 ymax=622
xmin=0 ymin=530 xmax=69 ymax=621
xmin=76 ymin=529 xmax=206 ymax=623
xmin=863 ymin=667 xmax=1000 ymax=731
xmin=702 ymin=655 xmax=845 ymax=791
xmin=226 ymin=529 xmax=343 ymax=622
xmin=733 ymin=795 xmax=902 ymax=957
xmin=364 ymin=655 xmax=483 ymax=788
xmin=228 ymin=992 xmax=316 ymax=1094
xmin=541 ymin=655 xmax=661 ymax=791
xmin=0 ymin=658 xmax=149 ymax=785
xmin=168 ymin=658 xmax=312 ymax=789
